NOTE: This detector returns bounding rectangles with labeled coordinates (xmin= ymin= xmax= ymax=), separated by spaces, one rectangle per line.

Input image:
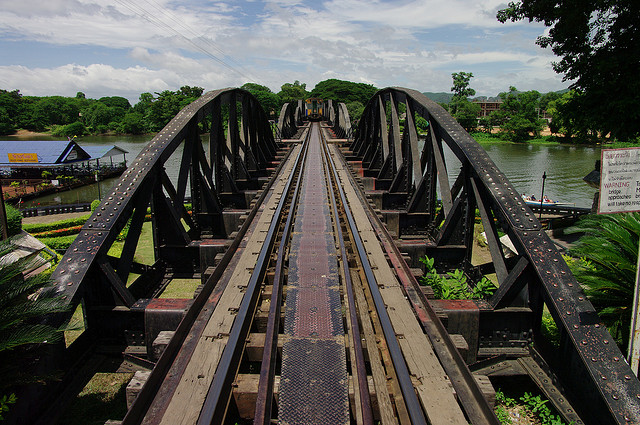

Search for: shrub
xmin=90 ymin=199 xmax=101 ymax=211
xmin=4 ymin=204 xmax=22 ymax=236
xmin=38 ymin=235 xmax=78 ymax=252
xmin=51 ymin=121 xmax=87 ymax=137
xmin=418 ymin=255 xmax=496 ymax=300
xmin=22 ymin=215 xmax=90 ymax=234
xmin=32 ymin=225 xmax=83 ymax=238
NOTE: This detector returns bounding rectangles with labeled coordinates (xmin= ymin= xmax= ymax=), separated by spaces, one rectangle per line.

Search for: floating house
xmin=0 ymin=140 xmax=128 ymax=179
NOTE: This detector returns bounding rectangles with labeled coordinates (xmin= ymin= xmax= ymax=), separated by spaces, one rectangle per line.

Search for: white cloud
xmin=0 ymin=0 xmax=568 ymax=102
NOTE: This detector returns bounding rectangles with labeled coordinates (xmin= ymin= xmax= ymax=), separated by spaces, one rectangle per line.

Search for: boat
xmin=521 ymin=194 xmax=569 ymax=207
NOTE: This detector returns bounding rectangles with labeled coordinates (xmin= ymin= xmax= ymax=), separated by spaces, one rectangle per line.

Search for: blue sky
xmin=0 ymin=0 xmax=569 ymax=104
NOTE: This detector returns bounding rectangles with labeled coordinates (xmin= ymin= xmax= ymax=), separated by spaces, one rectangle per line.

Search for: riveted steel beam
xmin=349 ymin=87 xmax=640 ymax=424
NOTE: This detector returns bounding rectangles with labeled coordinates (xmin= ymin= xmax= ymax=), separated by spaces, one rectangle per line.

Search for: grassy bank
xmin=470 ymin=131 xmax=560 ymax=145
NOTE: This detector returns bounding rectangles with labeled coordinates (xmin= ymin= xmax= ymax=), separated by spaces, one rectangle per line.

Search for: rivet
xmin=574 ymin=324 xmax=579 ymax=329
xmin=613 ymin=394 xmax=619 ymax=400
xmin=591 ymin=357 xmax=597 ymax=362
xmin=625 ymin=375 xmax=632 ymax=380
xmin=614 ymin=357 xmax=620 ymax=362
xmin=581 ymin=340 xmax=587 ymax=345
xmin=566 ymin=311 xmax=572 ymax=315
xmin=604 ymin=340 xmax=609 ymax=344
xmin=601 ymin=375 xmax=607 ymax=380
xmin=67 ymin=282 xmax=73 ymax=285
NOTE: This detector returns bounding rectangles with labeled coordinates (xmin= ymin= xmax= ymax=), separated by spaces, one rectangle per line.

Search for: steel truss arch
xmin=50 ymin=87 xmax=279 ymax=329
xmin=349 ymin=87 xmax=640 ymax=424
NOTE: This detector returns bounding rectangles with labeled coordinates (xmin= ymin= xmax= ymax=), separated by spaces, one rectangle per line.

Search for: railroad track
xmin=124 ymin=122 xmax=498 ymax=424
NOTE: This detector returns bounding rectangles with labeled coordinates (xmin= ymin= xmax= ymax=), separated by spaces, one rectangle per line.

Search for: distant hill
xmin=423 ymin=92 xmax=454 ymax=104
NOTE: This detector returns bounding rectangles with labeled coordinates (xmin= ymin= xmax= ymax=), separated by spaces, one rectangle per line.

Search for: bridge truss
xmin=17 ymin=87 xmax=640 ymax=424
xmin=347 ymin=87 xmax=640 ymax=424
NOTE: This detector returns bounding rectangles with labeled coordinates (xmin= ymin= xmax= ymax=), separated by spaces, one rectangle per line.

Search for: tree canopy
xmin=0 ymin=86 xmax=205 ymax=136
xmin=449 ymin=72 xmax=479 ymax=130
xmin=498 ymin=0 xmax=640 ymax=141
xmin=241 ymin=83 xmax=280 ymax=117
xmin=277 ymin=81 xmax=309 ymax=104
xmin=493 ymin=86 xmax=545 ymax=142
xmin=310 ymin=79 xmax=378 ymax=107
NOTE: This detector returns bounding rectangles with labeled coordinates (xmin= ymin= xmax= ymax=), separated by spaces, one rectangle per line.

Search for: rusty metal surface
xmin=350 ymin=87 xmax=640 ymax=424
xmin=254 ymin=136 xmax=309 ymax=425
xmin=326 ymin=133 xmax=429 ymax=425
xmin=322 ymin=127 xmax=373 ymax=424
xmin=279 ymin=123 xmax=349 ymax=425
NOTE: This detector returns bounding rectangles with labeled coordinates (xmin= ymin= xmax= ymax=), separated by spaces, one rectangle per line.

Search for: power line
xmin=113 ymin=0 xmax=258 ymax=85
xmin=139 ymin=0 xmax=258 ymax=82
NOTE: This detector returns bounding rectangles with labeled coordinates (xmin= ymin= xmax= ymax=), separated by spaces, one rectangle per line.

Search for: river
xmin=13 ymin=134 xmax=600 ymax=209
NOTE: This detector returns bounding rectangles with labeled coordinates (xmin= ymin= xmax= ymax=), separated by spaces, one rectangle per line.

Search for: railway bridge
xmin=15 ymin=87 xmax=640 ymax=424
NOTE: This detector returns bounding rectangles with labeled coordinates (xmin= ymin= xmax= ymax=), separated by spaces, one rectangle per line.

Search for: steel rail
xmin=196 ymin=135 xmax=309 ymax=425
xmin=335 ymin=144 xmax=501 ymax=424
xmin=122 ymin=144 xmax=295 ymax=425
xmin=254 ymin=128 xmax=311 ymax=424
xmin=324 ymin=132 xmax=428 ymax=425
xmin=319 ymin=127 xmax=374 ymax=425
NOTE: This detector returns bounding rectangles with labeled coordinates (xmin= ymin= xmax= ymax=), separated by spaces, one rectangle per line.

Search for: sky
xmin=0 ymin=0 xmax=570 ymax=104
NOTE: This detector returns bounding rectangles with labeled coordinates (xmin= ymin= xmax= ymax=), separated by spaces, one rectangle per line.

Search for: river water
xmin=14 ymin=134 xmax=600 ymax=209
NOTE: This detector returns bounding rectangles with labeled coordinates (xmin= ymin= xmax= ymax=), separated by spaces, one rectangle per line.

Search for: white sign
xmin=599 ymin=148 xmax=640 ymax=214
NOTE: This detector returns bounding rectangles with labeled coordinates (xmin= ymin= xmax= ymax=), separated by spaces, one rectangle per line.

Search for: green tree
xmin=567 ymin=213 xmax=640 ymax=351
xmin=450 ymin=72 xmax=476 ymax=115
xmin=278 ymin=81 xmax=309 ymax=104
xmin=451 ymin=72 xmax=475 ymax=100
xmin=497 ymin=0 xmax=640 ymax=141
xmin=118 ymin=112 xmax=146 ymax=134
xmin=449 ymin=73 xmax=479 ymax=130
xmin=0 ymin=90 xmax=21 ymax=135
xmin=85 ymin=102 xmax=125 ymax=132
xmin=145 ymin=86 xmax=203 ymax=132
xmin=51 ymin=121 xmax=87 ymax=137
xmin=454 ymin=100 xmax=480 ymax=132
xmin=494 ymin=87 xmax=544 ymax=142
xmin=310 ymin=79 xmax=378 ymax=106
xmin=98 ymin=96 xmax=131 ymax=110
xmin=241 ymin=83 xmax=280 ymax=117
xmin=346 ymin=101 xmax=365 ymax=124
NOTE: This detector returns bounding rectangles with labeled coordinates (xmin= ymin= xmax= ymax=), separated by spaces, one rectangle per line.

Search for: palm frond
xmin=566 ymin=212 xmax=640 ymax=352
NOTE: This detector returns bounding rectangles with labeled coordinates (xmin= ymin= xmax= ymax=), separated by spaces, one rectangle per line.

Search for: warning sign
xmin=599 ymin=148 xmax=640 ymax=214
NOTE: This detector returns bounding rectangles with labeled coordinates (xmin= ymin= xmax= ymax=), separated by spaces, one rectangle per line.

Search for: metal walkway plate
xmin=278 ymin=124 xmax=349 ymax=425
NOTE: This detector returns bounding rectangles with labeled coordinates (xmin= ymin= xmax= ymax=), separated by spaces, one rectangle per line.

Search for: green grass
xmin=470 ymin=131 xmax=560 ymax=145
xmin=58 ymin=372 xmax=133 ymax=425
